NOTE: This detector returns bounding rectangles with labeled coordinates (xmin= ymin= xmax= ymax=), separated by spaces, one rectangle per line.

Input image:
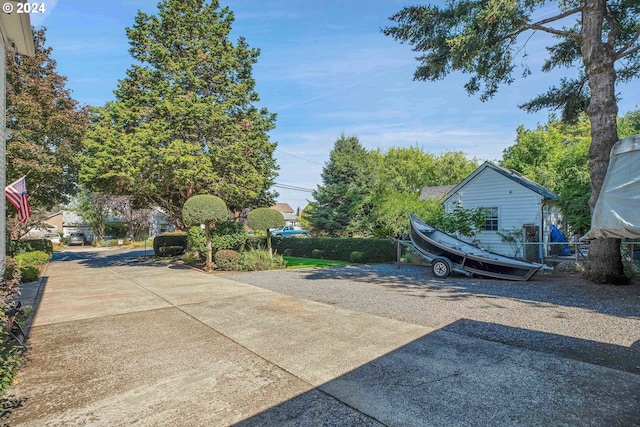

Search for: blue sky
xmin=32 ymin=0 xmax=640 ymax=211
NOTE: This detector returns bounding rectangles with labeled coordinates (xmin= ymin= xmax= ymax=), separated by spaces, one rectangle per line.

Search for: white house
xmin=442 ymin=161 xmax=562 ymax=261
xmin=271 ymin=203 xmax=299 ymax=226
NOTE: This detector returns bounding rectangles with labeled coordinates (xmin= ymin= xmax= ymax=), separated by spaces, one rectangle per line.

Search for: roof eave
xmin=0 ymin=2 xmax=35 ymax=57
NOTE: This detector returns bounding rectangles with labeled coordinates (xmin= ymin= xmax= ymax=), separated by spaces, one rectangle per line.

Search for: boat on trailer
xmin=409 ymin=214 xmax=542 ymax=281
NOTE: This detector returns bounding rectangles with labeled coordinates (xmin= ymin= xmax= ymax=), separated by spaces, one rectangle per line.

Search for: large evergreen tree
xmin=81 ymin=0 xmax=278 ymax=228
xmin=309 ymin=135 xmax=375 ymax=236
xmin=384 ymin=0 xmax=640 ymax=284
xmin=6 ymin=28 xmax=88 ymax=236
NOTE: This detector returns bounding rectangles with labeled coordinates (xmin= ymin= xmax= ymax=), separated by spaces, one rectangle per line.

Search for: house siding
xmin=444 ymin=168 xmax=546 ymax=257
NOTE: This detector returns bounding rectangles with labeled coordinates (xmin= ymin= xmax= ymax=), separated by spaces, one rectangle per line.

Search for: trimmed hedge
xmin=153 ymin=234 xmax=188 ymax=256
xmin=15 ymin=251 xmax=51 ymax=268
xmin=271 ymin=237 xmax=397 ymax=263
xmin=7 ymin=239 xmax=53 ymax=256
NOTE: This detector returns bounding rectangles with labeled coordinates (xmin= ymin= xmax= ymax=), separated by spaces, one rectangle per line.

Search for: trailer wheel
xmin=432 ymin=258 xmax=451 ymax=278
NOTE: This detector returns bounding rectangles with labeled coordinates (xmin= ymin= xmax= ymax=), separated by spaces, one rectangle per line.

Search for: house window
xmin=482 ymin=207 xmax=499 ymax=231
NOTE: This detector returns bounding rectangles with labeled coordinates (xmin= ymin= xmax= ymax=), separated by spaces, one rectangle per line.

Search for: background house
xmin=271 ymin=203 xmax=299 ymax=226
xmin=148 ymin=207 xmax=176 ymax=236
xmin=442 ymin=161 xmax=561 ymax=261
xmin=419 ymin=185 xmax=456 ymax=201
xmin=60 ymin=210 xmax=94 ymax=242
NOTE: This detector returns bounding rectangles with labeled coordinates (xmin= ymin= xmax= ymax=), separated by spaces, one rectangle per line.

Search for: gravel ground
xmin=225 ymin=264 xmax=640 ymax=374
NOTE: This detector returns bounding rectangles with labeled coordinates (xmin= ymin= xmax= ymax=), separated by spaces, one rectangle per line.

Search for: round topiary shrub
xmin=182 ymin=195 xmax=228 ymax=227
xmin=246 ymin=208 xmax=285 ymax=232
xmin=214 ymin=249 xmax=240 ymax=271
xmin=183 ymin=194 xmax=229 ymax=271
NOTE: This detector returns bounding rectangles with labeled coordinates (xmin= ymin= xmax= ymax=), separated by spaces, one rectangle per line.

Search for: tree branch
xmin=524 ymin=6 xmax=582 ymax=40
xmin=616 ymin=28 xmax=640 ymax=59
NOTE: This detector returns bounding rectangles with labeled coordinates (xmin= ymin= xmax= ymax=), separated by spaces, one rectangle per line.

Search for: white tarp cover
xmin=588 ymin=134 xmax=640 ymax=239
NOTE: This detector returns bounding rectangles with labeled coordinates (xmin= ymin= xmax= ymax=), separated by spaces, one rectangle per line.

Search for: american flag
xmin=6 ymin=176 xmax=31 ymax=224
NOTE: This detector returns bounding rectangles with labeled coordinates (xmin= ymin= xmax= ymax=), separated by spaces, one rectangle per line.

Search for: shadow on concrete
xmin=442 ymin=319 xmax=640 ymax=374
xmin=300 ymin=265 xmax=640 ymax=319
xmin=52 ymin=248 xmax=157 ymax=268
xmin=234 ymin=319 xmax=640 ymax=426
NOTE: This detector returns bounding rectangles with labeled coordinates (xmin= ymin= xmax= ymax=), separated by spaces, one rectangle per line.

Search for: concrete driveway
xmin=5 ymin=248 xmax=640 ymax=426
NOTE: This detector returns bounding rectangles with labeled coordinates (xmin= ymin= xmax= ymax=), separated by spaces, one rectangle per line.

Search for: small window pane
xmin=482 ymin=207 xmax=498 ymax=231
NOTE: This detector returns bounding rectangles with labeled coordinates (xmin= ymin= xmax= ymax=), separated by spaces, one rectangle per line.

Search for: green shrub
xmin=188 ymin=226 xmax=206 ymax=253
xmin=182 ymin=195 xmax=228 ymax=226
xmin=182 ymin=250 xmax=201 ymax=265
xmin=212 ymin=220 xmax=245 ymax=236
xmin=19 ymin=266 xmax=40 ymax=283
xmin=7 ymin=239 xmax=53 ymax=256
xmin=349 ymin=251 xmax=364 ymax=263
xmin=273 ymin=237 xmax=396 ymax=263
xmin=246 ymin=208 xmax=285 ymax=232
xmin=157 ymin=245 xmax=185 ymax=257
xmin=311 ymin=249 xmax=325 ymax=259
xmin=3 ymin=258 xmax=20 ymax=295
xmin=211 ymin=233 xmax=247 ymax=252
xmin=153 ymin=234 xmax=188 ymax=255
xmin=240 ymin=250 xmax=286 ymax=271
xmin=14 ymin=251 xmax=50 ymax=268
xmin=215 ymin=249 xmax=241 ymax=270
xmin=283 ymin=248 xmax=292 ymax=257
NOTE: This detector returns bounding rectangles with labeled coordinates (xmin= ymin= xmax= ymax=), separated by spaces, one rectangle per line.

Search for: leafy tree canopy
xmin=6 ymin=28 xmax=88 ymax=216
xmin=81 ymin=0 xmax=278 ymax=228
xmin=501 ymin=109 xmax=640 ymax=235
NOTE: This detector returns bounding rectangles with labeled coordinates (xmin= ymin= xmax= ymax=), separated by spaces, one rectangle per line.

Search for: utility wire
xmin=277 ymin=149 xmax=326 ymax=166
xmin=273 ymin=183 xmax=314 ymax=193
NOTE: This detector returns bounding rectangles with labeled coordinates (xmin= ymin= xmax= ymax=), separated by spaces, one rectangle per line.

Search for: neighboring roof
xmin=0 ymin=3 xmax=35 ymax=56
xmin=419 ymin=185 xmax=456 ymax=201
xmin=444 ymin=161 xmax=558 ymax=201
xmin=271 ymin=203 xmax=295 ymax=214
xmin=61 ymin=210 xmax=88 ymax=226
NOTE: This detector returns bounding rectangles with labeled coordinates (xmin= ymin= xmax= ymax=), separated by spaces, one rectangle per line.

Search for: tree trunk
xmin=581 ymin=0 xmax=628 ymax=284
xmin=205 ymin=222 xmax=213 ymax=271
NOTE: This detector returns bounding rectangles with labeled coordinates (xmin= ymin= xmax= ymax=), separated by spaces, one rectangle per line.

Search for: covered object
xmin=587 ymin=134 xmax=640 ymax=239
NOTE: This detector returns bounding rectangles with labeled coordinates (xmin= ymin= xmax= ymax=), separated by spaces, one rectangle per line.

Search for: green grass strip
xmin=284 ymin=256 xmax=350 ymax=269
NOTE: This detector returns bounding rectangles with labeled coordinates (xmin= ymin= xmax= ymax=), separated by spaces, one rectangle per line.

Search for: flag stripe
xmin=5 ymin=177 xmax=31 ymax=224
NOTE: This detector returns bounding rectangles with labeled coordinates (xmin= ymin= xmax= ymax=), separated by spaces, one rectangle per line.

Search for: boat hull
xmin=409 ymin=215 xmax=541 ymax=281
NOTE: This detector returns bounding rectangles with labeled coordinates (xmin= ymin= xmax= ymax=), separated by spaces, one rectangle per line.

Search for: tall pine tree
xmin=309 ymin=135 xmax=375 ymax=236
xmin=81 ymin=0 xmax=278 ymax=227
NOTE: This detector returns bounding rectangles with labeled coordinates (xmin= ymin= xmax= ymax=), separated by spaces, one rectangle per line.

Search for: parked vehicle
xmin=44 ymin=233 xmax=61 ymax=244
xmin=269 ymin=225 xmax=310 ymax=237
xmin=68 ymin=232 xmax=87 ymax=246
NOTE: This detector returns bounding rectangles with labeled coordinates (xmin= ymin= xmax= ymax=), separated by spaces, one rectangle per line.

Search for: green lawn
xmin=284 ymin=256 xmax=351 ymax=269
